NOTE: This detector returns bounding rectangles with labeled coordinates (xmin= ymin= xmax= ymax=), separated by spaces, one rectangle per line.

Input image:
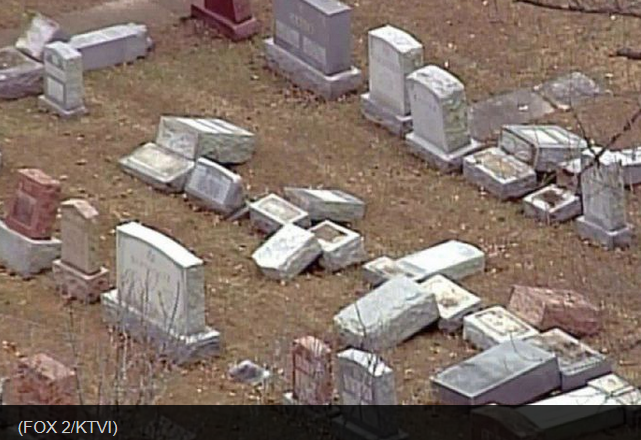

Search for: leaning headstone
xmin=576 ymin=161 xmax=633 ymax=249
xmin=310 ymin=220 xmax=366 ymax=271
xmin=0 ymin=46 xmax=44 ymax=100
xmin=334 ymin=276 xmax=439 ymax=351
xmin=249 ymin=193 xmax=310 ymax=234
xmin=523 ymin=184 xmax=582 ymax=224
xmin=38 ymin=42 xmax=87 ymax=118
xmin=191 ymin=0 xmax=259 ymax=41
xmin=252 ymin=223 xmax=321 ymax=280
xmin=52 ymin=199 xmax=110 ymax=304
xmin=69 ymin=23 xmax=153 ymax=71
xmin=283 ymin=336 xmax=333 ymax=405
xmin=462 ymin=147 xmax=538 ymax=201
xmin=420 ymin=274 xmax=482 ymax=333
xmin=185 ymin=157 xmax=245 ymax=216
xmin=405 ymin=65 xmax=482 ymax=172
xmin=264 ymin=0 xmax=362 ymax=100
xmin=397 ymin=240 xmax=486 ymax=282
xmin=431 ymin=339 xmax=560 ymax=405
xmin=361 ymin=256 xmax=428 ymax=286
xmin=101 ymin=222 xmax=220 ymax=364
xmin=360 ymin=25 xmax=423 ymax=137
xmin=15 ymin=14 xmax=69 ymax=62
xmin=463 ymin=306 xmax=539 ymax=350
xmin=283 ymin=187 xmax=365 ymax=222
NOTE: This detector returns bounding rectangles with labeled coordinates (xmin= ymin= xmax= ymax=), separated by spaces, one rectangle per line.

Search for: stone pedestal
xmin=523 ymin=184 xmax=582 ymax=224
xmin=191 ymin=0 xmax=259 ymax=41
xmin=0 ymin=220 xmax=60 ymax=278
xmin=576 ymin=216 xmax=633 ymax=250
xmin=52 ymin=259 xmax=109 ymax=304
xmin=38 ymin=95 xmax=87 ymax=119
xmin=361 ymin=92 xmax=413 ymax=138
xmin=406 ymin=133 xmax=482 ymax=173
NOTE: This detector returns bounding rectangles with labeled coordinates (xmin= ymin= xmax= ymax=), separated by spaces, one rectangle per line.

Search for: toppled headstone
xmin=69 ymin=23 xmax=153 ymax=71
xmin=523 ymin=184 xmax=581 ymax=224
xmin=52 ymin=199 xmax=110 ymax=303
xmin=310 ymin=220 xmax=366 ymax=272
xmin=264 ymin=0 xmax=362 ymax=100
xmin=431 ymin=339 xmax=560 ymax=405
xmin=614 ymin=146 xmax=641 ymax=186
xmin=284 ymin=336 xmax=333 ymax=405
xmin=38 ymin=42 xmax=87 ymax=118
xmin=334 ymin=276 xmax=439 ymax=351
xmin=362 ymin=255 xmax=428 ymax=286
xmin=534 ymin=71 xmax=606 ymax=111
xmin=405 ymin=65 xmax=482 ymax=172
xmin=228 ymin=360 xmax=271 ymax=385
xmin=360 ymin=25 xmax=423 ymax=137
xmin=420 ymin=274 xmax=482 ymax=333
xmin=397 ymin=240 xmax=486 ymax=282
xmin=463 ymin=147 xmax=538 ymax=200
xmin=249 ymin=193 xmax=310 ymax=234
xmin=251 ymin=223 xmax=321 ymax=281
xmin=463 ymin=306 xmax=539 ymax=350
xmin=15 ymin=14 xmax=69 ymax=62
xmin=588 ymin=374 xmax=641 ymax=406
xmin=102 ymin=222 xmax=221 ymax=364
xmin=507 ymin=285 xmax=601 ymax=337
xmin=191 ymin=0 xmax=259 ymax=41
xmin=283 ymin=187 xmax=365 ymax=223
xmin=185 ymin=157 xmax=245 ymax=215
xmin=525 ymin=329 xmax=611 ymax=391
xmin=0 ymin=46 xmax=44 ymax=100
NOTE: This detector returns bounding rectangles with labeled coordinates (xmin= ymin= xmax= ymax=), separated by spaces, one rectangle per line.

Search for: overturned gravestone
xmin=525 ymin=329 xmax=611 ymax=392
xmin=0 ymin=46 xmax=44 ymax=100
xmin=463 ymin=306 xmax=539 ymax=350
xmin=362 ymin=255 xmax=428 ymax=286
xmin=69 ymin=23 xmax=153 ymax=71
xmin=463 ymin=147 xmax=538 ymax=200
xmin=252 ymin=223 xmax=321 ymax=280
xmin=38 ymin=42 xmax=87 ymax=119
xmin=361 ymin=25 xmax=423 ymax=137
xmin=534 ymin=71 xmax=606 ymax=111
xmin=185 ymin=158 xmax=245 ymax=216
xmin=249 ymin=193 xmax=310 ymax=234
xmin=397 ymin=240 xmax=486 ymax=282
xmin=310 ymin=220 xmax=366 ymax=272
xmin=283 ymin=187 xmax=365 ymax=223
xmin=102 ymin=222 xmax=220 ymax=364
xmin=588 ymin=374 xmax=641 ymax=407
xmin=15 ymin=13 xmax=69 ymax=62
xmin=264 ymin=0 xmax=362 ymax=100
xmin=431 ymin=339 xmax=560 ymax=405
xmin=614 ymin=146 xmax=641 ymax=186
xmin=334 ymin=276 xmax=439 ymax=351
xmin=405 ymin=65 xmax=482 ymax=172
xmin=420 ymin=274 xmax=482 ymax=333
xmin=523 ymin=184 xmax=581 ymax=224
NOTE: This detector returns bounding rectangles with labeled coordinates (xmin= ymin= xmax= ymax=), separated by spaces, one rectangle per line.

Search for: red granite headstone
xmin=5 ymin=168 xmax=61 ymax=240
xmin=291 ymin=336 xmax=333 ymax=405
xmin=191 ymin=0 xmax=259 ymax=41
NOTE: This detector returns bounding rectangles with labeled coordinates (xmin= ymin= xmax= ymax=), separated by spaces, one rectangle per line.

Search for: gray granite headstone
xmin=38 ymin=42 xmax=87 ymax=118
xmin=283 ymin=187 xmax=365 ymax=222
xmin=185 ymin=157 xmax=245 ymax=216
xmin=397 ymin=240 xmax=486 ymax=282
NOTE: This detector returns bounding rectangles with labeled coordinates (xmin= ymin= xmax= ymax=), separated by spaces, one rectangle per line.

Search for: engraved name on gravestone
xmin=39 ymin=42 xmax=86 ymax=118
xmin=273 ymin=0 xmax=351 ymax=75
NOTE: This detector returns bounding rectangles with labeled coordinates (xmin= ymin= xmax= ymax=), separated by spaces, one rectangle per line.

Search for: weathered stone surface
xmin=288 ymin=336 xmax=333 ymax=405
xmin=525 ymin=329 xmax=611 ymax=391
xmin=420 ymin=274 xmax=482 ymax=333
xmin=535 ymin=72 xmax=606 ymax=111
xmin=185 ymin=158 xmax=245 ymax=215
xmin=336 ymin=348 xmax=396 ymax=405
xmin=15 ymin=14 xmax=69 ymax=62
xmin=463 ymin=147 xmax=538 ymax=201
xmin=361 ymin=256 xmax=428 ymax=286
xmin=0 ymin=219 xmax=60 ymax=278
xmin=38 ymin=42 xmax=86 ymax=118
xmin=249 ymin=193 xmax=310 ymax=234
xmin=431 ymin=339 xmax=560 ymax=405
xmin=310 ymin=220 xmax=366 ymax=272
xmin=0 ymin=46 xmax=43 ymax=100
xmin=228 ymin=360 xmax=271 ymax=385
xmin=398 ymin=240 xmax=486 ymax=282
xmin=191 ymin=0 xmax=259 ymax=42
xmin=507 ymin=285 xmax=601 ymax=337
xmin=59 ymin=199 xmax=101 ymax=274
xmin=52 ymin=260 xmax=110 ymax=304
xmin=283 ymin=187 xmax=365 ymax=222
xmin=251 ymin=223 xmax=321 ymax=280
xmin=463 ymin=306 xmax=539 ymax=350
xmin=523 ymin=184 xmax=582 ymax=224
xmin=334 ymin=276 xmax=439 ymax=351
xmin=588 ymin=374 xmax=641 ymax=406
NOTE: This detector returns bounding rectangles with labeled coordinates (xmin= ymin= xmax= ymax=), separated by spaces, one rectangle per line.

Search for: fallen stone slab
xmin=251 ymin=223 xmax=321 ymax=281
xmin=588 ymin=374 xmax=641 ymax=408
xmin=607 ymin=146 xmax=641 ymax=186
xmin=507 ymin=285 xmax=601 ymax=337
xmin=249 ymin=193 xmax=310 ymax=234
xmin=15 ymin=13 xmax=69 ymax=62
xmin=334 ymin=276 xmax=439 ymax=351
xmin=0 ymin=46 xmax=44 ymax=100
xmin=463 ymin=147 xmax=538 ymax=201
xmin=534 ymin=71 xmax=606 ymax=111
xmin=283 ymin=187 xmax=365 ymax=223
xmin=185 ymin=157 xmax=245 ymax=215
xmin=397 ymin=240 xmax=486 ymax=282
xmin=523 ymin=184 xmax=582 ymax=224
xmin=0 ymin=219 xmax=61 ymax=279
xmin=361 ymin=256 xmax=428 ymax=286
xmin=310 ymin=221 xmax=366 ymax=272
xmin=420 ymin=274 xmax=482 ymax=333
xmin=228 ymin=360 xmax=271 ymax=386
xmin=463 ymin=306 xmax=539 ymax=350
xmin=431 ymin=339 xmax=560 ymax=405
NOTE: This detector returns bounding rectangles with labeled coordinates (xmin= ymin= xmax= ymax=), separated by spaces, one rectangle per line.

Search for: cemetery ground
xmin=2 ymin=0 xmax=641 ymax=405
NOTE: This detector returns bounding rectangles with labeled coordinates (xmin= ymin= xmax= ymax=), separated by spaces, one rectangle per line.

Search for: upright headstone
xmin=15 ymin=14 xmax=69 ymax=62
xmin=191 ymin=0 xmax=259 ymax=41
xmin=38 ymin=42 xmax=87 ymax=118
xmin=52 ymin=200 xmax=110 ymax=303
xmin=283 ymin=336 xmax=333 ymax=405
xmin=361 ymin=25 xmax=423 ymax=137
xmin=101 ymin=222 xmax=220 ymax=364
xmin=405 ymin=65 xmax=482 ymax=172
xmin=576 ymin=161 xmax=633 ymax=249
xmin=264 ymin=0 xmax=362 ymax=100
xmin=185 ymin=158 xmax=245 ymax=216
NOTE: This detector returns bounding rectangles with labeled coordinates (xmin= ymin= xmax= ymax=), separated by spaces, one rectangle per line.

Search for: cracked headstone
xmin=310 ymin=220 xmax=366 ymax=272
xmin=283 ymin=187 xmax=365 ymax=222
xmin=249 ymin=193 xmax=310 ymax=234
xmin=185 ymin=157 xmax=245 ymax=215
xmin=523 ymin=184 xmax=582 ymax=224
xmin=420 ymin=274 xmax=482 ymax=333
xmin=463 ymin=306 xmax=539 ymax=350
xmin=38 ymin=42 xmax=87 ymax=118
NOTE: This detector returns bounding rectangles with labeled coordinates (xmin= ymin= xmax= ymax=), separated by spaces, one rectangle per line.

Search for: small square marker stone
xmin=283 ymin=187 xmax=365 ymax=223
xmin=523 ymin=184 xmax=581 ymax=224
xmin=420 ymin=274 xmax=482 ymax=333
xmin=310 ymin=220 xmax=366 ymax=272
xmin=398 ymin=240 xmax=486 ymax=282
xmin=361 ymin=256 xmax=428 ymax=286
xmin=249 ymin=193 xmax=310 ymax=234
xmin=463 ymin=306 xmax=539 ymax=350
xmin=463 ymin=147 xmax=538 ymax=201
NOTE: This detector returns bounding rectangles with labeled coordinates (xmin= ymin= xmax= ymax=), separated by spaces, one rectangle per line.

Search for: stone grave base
xmin=332 ymin=416 xmax=408 ymax=440
xmin=523 ymin=184 xmax=581 ymax=224
xmin=102 ymin=290 xmax=221 ymax=365
xmin=52 ymin=259 xmax=109 ymax=304
xmin=0 ymin=220 xmax=60 ymax=279
xmin=0 ymin=46 xmax=44 ymax=100
xmin=37 ymin=95 xmax=87 ymax=119
xmin=264 ymin=38 xmax=362 ymax=101
xmin=405 ymin=132 xmax=483 ymax=173
xmin=360 ymin=92 xmax=412 ymax=137
xmin=191 ymin=3 xmax=259 ymax=41
xmin=576 ymin=216 xmax=633 ymax=250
